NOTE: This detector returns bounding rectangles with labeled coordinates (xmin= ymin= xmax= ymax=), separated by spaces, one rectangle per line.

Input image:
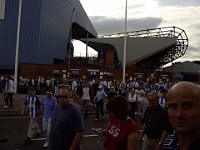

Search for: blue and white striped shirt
xmin=24 ymin=95 xmax=41 ymax=118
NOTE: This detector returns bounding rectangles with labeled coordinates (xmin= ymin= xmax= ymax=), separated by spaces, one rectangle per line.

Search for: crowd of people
xmin=1 ymin=74 xmax=200 ymax=149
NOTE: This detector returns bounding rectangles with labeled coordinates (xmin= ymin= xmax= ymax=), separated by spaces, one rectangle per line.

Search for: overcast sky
xmin=74 ymin=0 xmax=200 ymax=63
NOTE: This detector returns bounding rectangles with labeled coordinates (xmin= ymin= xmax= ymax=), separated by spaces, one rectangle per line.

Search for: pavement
xmin=0 ymin=93 xmax=143 ymax=150
xmin=0 ymin=93 xmax=96 ymax=117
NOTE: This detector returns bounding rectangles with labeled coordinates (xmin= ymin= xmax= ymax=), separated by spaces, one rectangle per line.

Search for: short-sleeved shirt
xmin=42 ymin=95 xmax=57 ymax=119
xmin=95 ymin=90 xmax=107 ymax=102
xmin=159 ymin=97 xmax=167 ymax=108
xmin=135 ymin=89 xmax=145 ymax=102
xmin=107 ymin=91 xmax=118 ymax=101
xmin=140 ymin=97 xmax=148 ymax=118
xmin=82 ymin=87 xmax=90 ymax=100
xmin=72 ymin=81 xmax=77 ymax=91
xmin=49 ymin=104 xmax=85 ymax=150
xmin=5 ymin=79 xmax=14 ymax=93
xmin=24 ymin=95 xmax=41 ymax=118
xmin=144 ymin=105 xmax=170 ymax=139
xmin=105 ymin=116 xmax=138 ymax=150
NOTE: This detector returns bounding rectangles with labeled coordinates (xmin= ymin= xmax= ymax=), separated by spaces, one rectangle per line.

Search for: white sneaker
xmin=4 ymin=105 xmax=10 ymax=108
xmin=43 ymin=142 xmax=48 ymax=148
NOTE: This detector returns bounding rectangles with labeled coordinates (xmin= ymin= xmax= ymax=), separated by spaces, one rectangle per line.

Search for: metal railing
xmin=101 ymin=26 xmax=189 ymax=68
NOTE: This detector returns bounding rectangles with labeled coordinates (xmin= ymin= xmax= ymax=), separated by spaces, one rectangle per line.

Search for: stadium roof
xmin=80 ymin=26 xmax=188 ymax=69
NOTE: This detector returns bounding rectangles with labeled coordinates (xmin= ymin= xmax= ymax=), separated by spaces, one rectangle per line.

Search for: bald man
xmin=163 ymin=82 xmax=200 ymax=150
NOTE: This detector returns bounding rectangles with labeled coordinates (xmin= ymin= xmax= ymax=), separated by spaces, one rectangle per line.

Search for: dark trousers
xmin=83 ymin=99 xmax=89 ymax=117
xmin=5 ymin=93 xmax=13 ymax=107
xmin=96 ymin=100 xmax=104 ymax=119
xmin=129 ymin=102 xmax=136 ymax=121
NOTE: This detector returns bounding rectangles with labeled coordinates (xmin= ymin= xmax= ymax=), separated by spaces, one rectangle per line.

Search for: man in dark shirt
xmin=139 ymin=92 xmax=170 ymax=150
xmin=106 ymin=86 xmax=118 ymax=118
xmin=49 ymin=86 xmax=84 ymax=150
xmin=163 ymin=82 xmax=200 ymax=150
xmin=107 ymin=86 xmax=118 ymax=101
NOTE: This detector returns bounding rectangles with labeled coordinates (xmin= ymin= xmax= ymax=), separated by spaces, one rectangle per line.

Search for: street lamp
xmin=67 ymin=8 xmax=75 ymax=79
xmin=14 ymin=0 xmax=22 ymax=94
xmin=122 ymin=0 xmax=128 ymax=83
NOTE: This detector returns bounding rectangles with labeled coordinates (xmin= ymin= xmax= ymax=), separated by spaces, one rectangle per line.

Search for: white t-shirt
xmin=82 ymin=87 xmax=90 ymax=100
xmin=72 ymin=81 xmax=77 ymax=91
xmin=128 ymin=94 xmax=137 ymax=102
xmin=5 ymin=79 xmax=14 ymax=93
xmin=159 ymin=97 xmax=166 ymax=108
xmin=135 ymin=89 xmax=145 ymax=102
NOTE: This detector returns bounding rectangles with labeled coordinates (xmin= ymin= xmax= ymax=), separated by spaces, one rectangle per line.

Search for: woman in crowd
xmin=127 ymin=88 xmax=138 ymax=121
xmin=98 ymin=95 xmax=139 ymax=150
xmin=80 ymin=82 xmax=90 ymax=119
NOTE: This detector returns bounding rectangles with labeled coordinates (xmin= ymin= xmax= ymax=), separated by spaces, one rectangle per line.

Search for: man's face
xmin=84 ymin=83 xmax=88 ymax=87
xmin=147 ymin=94 xmax=158 ymax=107
xmin=161 ymin=91 xmax=167 ymax=98
xmin=28 ymin=89 xmax=34 ymax=96
xmin=47 ymin=93 xmax=52 ymax=99
xmin=57 ymin=88 xmax=71 ymax=108
xmin=167 ymin=86 xmax=200 ymax=134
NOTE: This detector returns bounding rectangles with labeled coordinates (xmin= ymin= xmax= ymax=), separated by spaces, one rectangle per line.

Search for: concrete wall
xmin=163 ymin=61 xmax=200 ymax=73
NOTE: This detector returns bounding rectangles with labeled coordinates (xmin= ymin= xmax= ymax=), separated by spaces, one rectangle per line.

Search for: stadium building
xmin=0 ymin=0 xmax=96 ymax=70
xmin=0 ymin=0 xmax=189 ymax=81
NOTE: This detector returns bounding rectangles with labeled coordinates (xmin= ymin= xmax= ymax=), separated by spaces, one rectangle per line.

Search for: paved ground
xmin=0 ymin=93 xmax=84 ymax=116
xmin=0 ymin=93 xmax=143 ymax=150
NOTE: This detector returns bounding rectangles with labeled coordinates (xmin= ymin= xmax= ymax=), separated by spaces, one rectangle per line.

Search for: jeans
xmin=83 ymin=99 xmax=89 ymax=110
xmin=43 ymin=118 xmax=51 ymax=143
xmin=83 ymin=99 xmax=89 ymax=117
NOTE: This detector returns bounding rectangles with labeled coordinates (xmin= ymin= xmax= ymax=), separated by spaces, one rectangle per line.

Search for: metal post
xmin=14 ymin=0 xmax=22 ymax=94
xmin=67 ymin=8 xmax=75 ymax=79
xmin=122 ymin=0 xmax=128 ymax=83
xmin=86 ymin=32 xmax=89 ymax=59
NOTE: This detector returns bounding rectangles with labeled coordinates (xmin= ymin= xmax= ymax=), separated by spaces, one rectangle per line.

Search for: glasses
xmin=57 ymin=95 xmax=69 ymax=99
xmin=148 ymin=99 xmax=156 ymax=102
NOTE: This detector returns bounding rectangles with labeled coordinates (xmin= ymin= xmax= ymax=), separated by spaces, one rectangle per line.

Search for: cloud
xmin=90 ymin=16 xmax=163 ymax=36
xmin=156 ymin=0 xmax=200 ymax=7
xmin=153 ymin=5 xmax=200 ymax=62
xmin=80 ymin=0 xmax=200 ymax=63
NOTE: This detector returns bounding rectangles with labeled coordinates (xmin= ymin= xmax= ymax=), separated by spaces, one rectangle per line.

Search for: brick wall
xmin=20 ymin=63 xmax=175 ymax=82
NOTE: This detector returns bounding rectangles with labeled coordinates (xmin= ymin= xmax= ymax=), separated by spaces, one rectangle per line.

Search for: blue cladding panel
xmin=0 ymin=0 xmax=41 ymax=68
xmin=0 ymin=0 xmax=71 ymax=67
xmin=39 ymin=0 xmax=73 ymax=63
xmin=0 ymin=0 xmax=96 ymax=69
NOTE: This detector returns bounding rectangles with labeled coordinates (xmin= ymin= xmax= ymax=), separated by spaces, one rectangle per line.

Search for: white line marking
xmin=32 ymin=138 xmax=46 ymax=141
xmin=83 ymin=134 xmax=99 ymax=137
